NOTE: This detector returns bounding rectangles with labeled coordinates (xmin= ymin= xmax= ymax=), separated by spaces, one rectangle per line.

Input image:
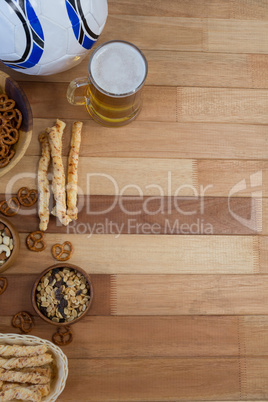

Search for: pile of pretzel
xmin=0 ymin=94 xmax=22 ymax=168
xmin=0 ymin=344 xmax=54 ymax=402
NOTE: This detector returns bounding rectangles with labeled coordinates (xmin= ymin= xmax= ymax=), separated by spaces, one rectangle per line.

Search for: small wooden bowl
xmin=0 ymin=217 xmax=20 ymax=273
xmin=0 ymin=70 xmax=33 ymax=178
xmin=32 ymin=263 xmax=93 ymax=326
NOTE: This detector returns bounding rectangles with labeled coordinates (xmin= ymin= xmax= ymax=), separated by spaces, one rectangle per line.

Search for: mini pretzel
xmin=0 ymin=197 xmax=20 ymax=216
xmin=51 ymin=241 xmax=73 ymax=261
xmin=12 ymin=311 xmax=34 ymax=334
xmin=0 ymin=277 xmax=7 ymax=296
xmin=17 ymin=187 xmax=38 ymax=207
xmin=26 ymin=231 xmax=46 ymax=252
xmin=0 ymin=150 xmax=15 ymax=168
xmin=0 ymin=95 xmax=15 ymax=112
xmin=0 ymin=141 xmax=9 ymax=158
xmin=52 ymin=326 xmax=73 ymax=346
xmin=13 ymin=109 xmax=22 ymax=129
xmin=1 ymin=126 xmax=19 ymax=145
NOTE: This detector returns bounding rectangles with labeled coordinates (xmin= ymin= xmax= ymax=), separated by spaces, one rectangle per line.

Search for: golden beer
xmin=67 ymin=41 xmax=148 ymax=127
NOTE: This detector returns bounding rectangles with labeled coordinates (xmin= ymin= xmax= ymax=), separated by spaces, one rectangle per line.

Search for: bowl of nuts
xmin=32 ymin=263 xmax=93 ymax=326
xmin=0 ymin=217 xmax=20 ymax=273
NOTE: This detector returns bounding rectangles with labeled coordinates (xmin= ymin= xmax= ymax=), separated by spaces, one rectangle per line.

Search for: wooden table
xmin=1 ymin=0 xmax=268 ymax=400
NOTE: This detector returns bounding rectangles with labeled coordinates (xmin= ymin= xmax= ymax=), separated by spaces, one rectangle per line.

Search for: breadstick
xmin=23 ymin=366 xmax=51 ymax=376
xmin=0 ymin=369 xmax=49 ymax=385
xmin=2 ymin=383 xmax=50 ymax=398
xmin=0 ymin=387 xmax=41 ymax=402
xmin=29 ymin=384 xmax=50 ymax=398
xmin=48 ymin=119 xmax=71 ymax=226
xmin=67 ymin=121 xmax=82 ymax=220
xmin=38 ymin=131 xmax=51 ymax=231
xmin=0 ymin=353 xmax=52 ymax=369
xmin=2 ymin=383 xmax=17 ymax=390
xmin=0 ymin=345 xmax=47 ymax=358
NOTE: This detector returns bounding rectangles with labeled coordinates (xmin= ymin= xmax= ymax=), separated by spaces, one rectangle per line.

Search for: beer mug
xmin=67 ymin=40 xmax=148 ymax=127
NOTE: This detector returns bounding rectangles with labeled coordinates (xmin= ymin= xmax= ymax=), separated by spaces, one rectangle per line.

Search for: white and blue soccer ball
xmin=0 ymin=0 xmax=108 ymax=75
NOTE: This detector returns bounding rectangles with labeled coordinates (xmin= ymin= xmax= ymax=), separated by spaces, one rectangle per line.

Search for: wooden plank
xmin=4 ymin=195 xmax=262 ymax=235
xmin=0 ymin=315 xmax=240 ymax=359
xmin=19 ymin=81 xmax=177 ymax=121
xmin=240 ymin=316 xmax=268 ymax=357
xmin=5 ymin=51 xmax=268 ymax=89
xmin=108 ymin=0 xmax=233 ymax=18
xmin=197 ymin=160 xmax=267 ymax=197
xmin=109 ymin=0 xmax=268 ymax=21
xmin=6 ymin=234 xmax=259 ymax=275
xmin=3 ymin=315 xmax=268 ymax=360
xmin=112 ymin=275 xmax=268 ymax=315
xmin=0 ymin=156 xmax=195 ymax=196
xmin=0 ymin=274 xmax=111 ymax=316
xmin=57 ymin=358 xmax=241 ymax=401
xmin=103 ymin=16 xmax=268 ymax=54
xmin=1 ymin=156 xmax=267 ymax=199
xmin=28 ymin=119 xmax=268 ymax=161
xmin=208 ymin=19 xmax=268 ymax=54
xmin=147 ymin=51 xmax=257 ymax=88
xmin=101 ymin=16 xmax=207 ymax=52
xmin=259 ymin=236 xmax=268 ymax=273
xmin=19 ymin=83 xmax=268 ymax=125
xmin=177 ymin=87 xmax=268 ymax=124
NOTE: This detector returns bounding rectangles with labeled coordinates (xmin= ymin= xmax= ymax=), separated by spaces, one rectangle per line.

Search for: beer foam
xmin=90 ymin=42 xmax=147 ymax=95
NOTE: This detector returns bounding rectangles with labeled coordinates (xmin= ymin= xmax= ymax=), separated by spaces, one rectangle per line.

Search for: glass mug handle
xmin=67 ymin=77 xmax=90 ymax=106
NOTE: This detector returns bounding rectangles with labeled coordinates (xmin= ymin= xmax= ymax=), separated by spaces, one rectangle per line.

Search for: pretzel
xmin=0 ymin=197 xmax=20 ymax=216
xmin=12 ymin=311 xmax=34 ymax=334
xmin=0 ymin=150 xmax=15 ymax=168
xmin=26 ymin=231 xmax=46 ymax=252
xmin=17 ymin=187 xmax=38 ymax=207
xmin=2 ymin=109 xmax=16 ymax=122
xmin=52 ymin=326 xmax=73 ymax=346
xmin=0 ymin=142 xmax=9 ymax=158
xmin=0 ymin=277 xmax=7 ymax=296
xmin=0 ymin=95 xmax=15 ymax=112
xmin=12 ymin=108 xmax=22 ymax=129
xmin=51 ymin=241 xmax=73 ymax=261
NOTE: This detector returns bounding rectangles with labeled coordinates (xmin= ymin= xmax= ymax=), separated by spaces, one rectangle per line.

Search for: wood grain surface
xmin=0 ymin=1 xmax=268 ymax=401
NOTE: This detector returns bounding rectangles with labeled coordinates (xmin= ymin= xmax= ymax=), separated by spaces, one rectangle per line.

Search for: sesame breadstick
xmin=0 ymin=345 xmax=47 ymax=358
xmin=48 ymin=119 xmax=71 ymax=226
xmin=67 ymin=121 xmax=83 ymax=220
xmin=0 ymin=369 xmax=49 ymax=385
xmin=38 ymin=131 xmax=51 ymax=231
xmin=2 ymin=383 xmax=50 ymax=398
xmin=0 ymin=353 xmax=52 ymax=369
xmin=0 ymin=387 xmax=41 ymax=402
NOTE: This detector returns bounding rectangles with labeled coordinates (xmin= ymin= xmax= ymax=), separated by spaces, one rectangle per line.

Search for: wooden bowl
xmin=32 ymin=263 xmax=93 ymax=326
xmin=0 ymin=70 xmax=33 ymax=178
xmin=0 ymin=216 xmax=20 ymax=273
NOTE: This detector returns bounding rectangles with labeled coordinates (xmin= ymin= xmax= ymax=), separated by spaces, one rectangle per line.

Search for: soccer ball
xmin=0 ymin=0 xmax=108 ymax=76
